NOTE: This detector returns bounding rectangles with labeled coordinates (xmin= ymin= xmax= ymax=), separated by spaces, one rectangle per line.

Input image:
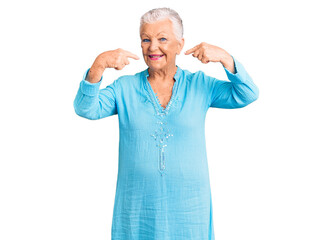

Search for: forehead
xmin=140 ymin=18 xmax=174 ymax=36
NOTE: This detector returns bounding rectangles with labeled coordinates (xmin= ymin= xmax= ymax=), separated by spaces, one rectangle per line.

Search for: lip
xmin=148 ymin=54 xmax=164 ymax=60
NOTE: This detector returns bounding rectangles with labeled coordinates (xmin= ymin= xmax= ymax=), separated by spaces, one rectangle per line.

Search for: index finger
xmin=124 ymin=51 xmax=140 ymax=60
xmin=184 ymin=45 xmax=200 ymax=55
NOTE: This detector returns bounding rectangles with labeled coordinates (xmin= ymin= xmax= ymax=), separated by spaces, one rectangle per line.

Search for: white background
xmin=1 ymin=0 xmax=332 ymax=239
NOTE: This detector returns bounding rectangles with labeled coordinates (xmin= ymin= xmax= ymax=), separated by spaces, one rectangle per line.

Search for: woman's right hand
xmin=86 ymin=48 xmax=140 ymax=83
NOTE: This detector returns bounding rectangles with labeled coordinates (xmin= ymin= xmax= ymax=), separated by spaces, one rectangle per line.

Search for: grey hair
xmin=140 ymin=7 xmax=184 ymax=41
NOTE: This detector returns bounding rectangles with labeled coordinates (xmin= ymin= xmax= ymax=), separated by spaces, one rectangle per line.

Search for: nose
xmin=148 ymin=39 xmax=159 ymax=52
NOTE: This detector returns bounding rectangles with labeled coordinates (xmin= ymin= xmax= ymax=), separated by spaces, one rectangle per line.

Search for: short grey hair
xmin=140 ymin=7 xmax=184 ymax=41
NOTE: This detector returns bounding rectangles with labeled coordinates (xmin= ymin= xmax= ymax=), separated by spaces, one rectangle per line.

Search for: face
xmin=140 ymin=18 xmax=184 ymax=72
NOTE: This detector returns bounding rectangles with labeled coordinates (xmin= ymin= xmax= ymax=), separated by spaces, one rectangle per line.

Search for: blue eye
xmin=160 ymin=38 xmax=167 ymax=41
xmin=142 ymin=39 xmax=150 ymax=42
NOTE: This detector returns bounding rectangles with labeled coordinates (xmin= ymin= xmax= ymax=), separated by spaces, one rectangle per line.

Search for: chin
xmin=147 ymin=62 xmax=165 ymax=70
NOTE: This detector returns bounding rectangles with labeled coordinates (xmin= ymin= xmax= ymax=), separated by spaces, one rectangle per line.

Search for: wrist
xmin=92 ymin=57 xmax=106 ymax=71
xmin=87 ymin=63 xmax=105 ymax=83
xmin=220 ymin=54 xmax=235 ymax=73
xmin=219 ymin=52 xmax=232 ymax=65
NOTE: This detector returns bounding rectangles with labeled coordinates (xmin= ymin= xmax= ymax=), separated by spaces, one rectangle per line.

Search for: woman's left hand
xmin=184 ymin=42 xmax=235 ymax=73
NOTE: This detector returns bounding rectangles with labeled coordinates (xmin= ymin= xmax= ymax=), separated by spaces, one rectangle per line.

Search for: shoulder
xmin=109 ymin=69 xmax=145 ymax=87
xmin=179 ymin=67 xmax=214 ymax=85
xmin=116 ymin=70 xmax=143 ymax=82
xmin=104 ymin=70 xmax=147 ymax=98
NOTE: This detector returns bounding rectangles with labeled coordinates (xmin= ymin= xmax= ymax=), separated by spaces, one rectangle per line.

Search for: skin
xmin=185 ymin=42 xmax=235 ymax=74
xmin=139 ymin=18 xmax=184 ymax=108
xmin=140 ymin=18 xmax=184 ymax=82
xmin=86 ymin=17 xmax=235 ymax=90
xmin=86 ymin=48 xmax=139 ymax=83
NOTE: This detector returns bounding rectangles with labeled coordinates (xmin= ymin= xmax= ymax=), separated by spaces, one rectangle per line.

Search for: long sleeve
xmin=73 ymin=68 xmax=118 ymax=120
xmin=208 ymin=56 xmax=259 ymax=109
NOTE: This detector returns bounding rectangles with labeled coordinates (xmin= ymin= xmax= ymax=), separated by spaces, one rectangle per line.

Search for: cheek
xmin=165 ymin=44 xmax=178 ymax=55
xmin=161 ymin=45 xmax=172 ymax=55
xmin=141 ymin=44 xmax=148 ymax=51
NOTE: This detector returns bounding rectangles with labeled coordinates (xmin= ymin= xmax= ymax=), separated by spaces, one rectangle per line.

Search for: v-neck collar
xmin=143 ymin=66 xmax=182 ymax=114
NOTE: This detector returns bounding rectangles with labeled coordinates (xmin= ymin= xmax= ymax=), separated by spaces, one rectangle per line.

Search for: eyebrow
xmin=140 ymin=31 xmax=168 ymax=37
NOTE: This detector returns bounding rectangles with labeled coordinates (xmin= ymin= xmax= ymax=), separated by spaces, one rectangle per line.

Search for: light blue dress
xmin=73 ymin=56 xmax=259 ymax=240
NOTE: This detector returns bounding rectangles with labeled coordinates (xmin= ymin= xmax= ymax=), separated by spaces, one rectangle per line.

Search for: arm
xmin=184 ymin=42 xmax=259 ymax=109
xmin=209 ymin=55 xmax=259 ymax=109
xmin=73 ymin=68 xmax=118 ymax=120
xmin=73 ymin=48 xmax=139 ymax=120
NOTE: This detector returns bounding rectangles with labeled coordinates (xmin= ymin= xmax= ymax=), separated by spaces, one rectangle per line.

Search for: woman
xmin=74 ymin=7 xmax=258 ymax=240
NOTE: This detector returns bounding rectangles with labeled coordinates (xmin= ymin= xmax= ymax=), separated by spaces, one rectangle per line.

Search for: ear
xmin=177 ymin=38 xmax=185 ymax=55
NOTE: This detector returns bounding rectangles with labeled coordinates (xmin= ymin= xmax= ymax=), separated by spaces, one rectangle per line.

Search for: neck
xmin=148 ymin=65 xmax=178 ymax=82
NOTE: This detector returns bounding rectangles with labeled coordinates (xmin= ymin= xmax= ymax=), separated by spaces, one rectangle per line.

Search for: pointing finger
xmin=184 ymin=47 xmax=196 ymax=55
xmin=184 ymin=45 xmax=199 ymax=55
xmin=125 ymin=51 xmax=140 ymax=60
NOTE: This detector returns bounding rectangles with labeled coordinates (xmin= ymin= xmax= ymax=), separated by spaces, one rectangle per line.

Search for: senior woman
xmin=74 ymin=7 xmax=258 ymax=240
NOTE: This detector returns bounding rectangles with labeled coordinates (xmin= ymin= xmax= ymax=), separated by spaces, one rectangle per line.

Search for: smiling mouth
xmin=148 ymin=54 xmax=164 ymax=60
